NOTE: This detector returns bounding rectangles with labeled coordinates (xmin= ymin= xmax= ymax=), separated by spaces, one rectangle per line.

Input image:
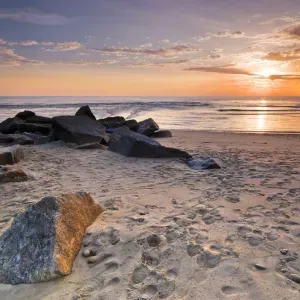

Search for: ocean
xmin=0 ymin=96 xmax=300 ymax=133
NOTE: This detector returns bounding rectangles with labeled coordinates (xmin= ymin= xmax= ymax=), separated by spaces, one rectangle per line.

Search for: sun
xmin=258 ymin=68 xmax=276 ymax=78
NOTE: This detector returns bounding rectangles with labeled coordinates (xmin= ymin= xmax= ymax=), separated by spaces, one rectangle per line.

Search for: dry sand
xmin=1 ymin=131 xmax=300 ymax=300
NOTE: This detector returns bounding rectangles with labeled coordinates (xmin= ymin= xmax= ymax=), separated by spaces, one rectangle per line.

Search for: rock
xmin=88 ymin=256 xmax=98 ymax=264
xmin=74 ymin=142 xmax=107 ymax=150
xmin=288 ymin=274 xmax=300 ymax=284
xmin=108 ymin=127 xmax=191 ymax=159
xmin=75 ymin=106 xmax=96 ymax=120
xmin=0 ymin=118 xmax=51 ymax=135
xmin=0 ymin=133 xmax=34 ymax=145
xmin=25 ymin=115 xmax=53 ymax=124
xmin=0 ymin=167 xmax=28 ymax=183
xmin=151 ymin=130 xmax=172 ymax=138
xmin=187 ymin=158 xmax=221 ymax=170
xmin=280 ymin=249 xmax=289 ymax=255
xmin=52 ymin=116 xmax=108 ymax=145
xmin=0 ymin=192 xmax=104 ymax=284
xmin=15 ymin=110 xmax=35 ymax=120
xmin=137 ymin=118 xmax=159 ymax=136
xmin=254 ymin=264 xmax=267 ymax=270
xmin=98 ymin=116 xmax=126 ymax=129
xmin=82 ymin=249 xmax=91 ymax=257
xmin=23 ymin=132 xmax=54 ymax=145
xmin=0 ymin=145 xmax=24 ymax=165
xmin=125 ymin=119 xmax=139 ymax=131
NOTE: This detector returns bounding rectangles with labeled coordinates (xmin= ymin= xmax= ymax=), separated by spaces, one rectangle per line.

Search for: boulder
xmin=0 ymin=118 xmax=51 ymax=135
xmin=0 ymin=133 xmax=34 ymax=145
xmin=74 ymin=142 xmax=107 ymax=150
xmin=0 ymin=167 xmax=28 ymax=183
xmin=0 ymin=192 xmax=104 ymax=284
xmin=187 ymin=158 xmax=221 ymax=170
xmin=125 ymin=119 xmax=139 ymax=131
xmin=98 ymin=116 xmax=126 ymax=129
xmin=75 ymin=105 xmax=96 ymax=120
xmin=15 ymin=110 xmax=35 ymax=120
xmin=25 ymin=115 xmax=53 ymax=124
xmin=108 ymin=127 xmax=191 ymax=159
xmin=151 ymin=130 xmax=172 ymax=138
xmin=52 ymin=116 xmax=108 ymax=145
xmin=137 ymin=118 xmax=159 ymax=136
xmin=0 ymin=145 xmax=24 ymax=165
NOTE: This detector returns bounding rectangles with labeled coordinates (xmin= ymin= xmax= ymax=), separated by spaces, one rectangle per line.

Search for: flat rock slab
xmin=0 ymin=133 xmax=34 ymax=145
xmin=0 ymin=118 xmax=51 ymax=135
xmin=0 ymin=192 xmax=104 ymax=284
xmin=0 ymin=167 xmax=28 ymax=183
xmin=52 ymin=116 xmax=108 ymax=145
xmin=187 ymin=158 xmax=221 ymax=170
xmin=109 ymin=127 xmax=191 ymax=159
xmin=0 ymin=145 xmax=24 ymax=165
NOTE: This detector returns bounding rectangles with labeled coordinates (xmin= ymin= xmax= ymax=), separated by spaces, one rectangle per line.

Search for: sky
xmin=0 ymin=0 xmax=299 ymax=96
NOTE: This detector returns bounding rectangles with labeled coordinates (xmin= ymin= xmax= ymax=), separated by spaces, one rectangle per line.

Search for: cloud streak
xmin=184 ymin=65 xmax=253 ymax=75
xmin=0 ymin=9 xmax=71 ymax=25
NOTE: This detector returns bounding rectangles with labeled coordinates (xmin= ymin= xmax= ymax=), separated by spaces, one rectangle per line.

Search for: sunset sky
xmin=0 ymin=0 xmax=299 ymax=96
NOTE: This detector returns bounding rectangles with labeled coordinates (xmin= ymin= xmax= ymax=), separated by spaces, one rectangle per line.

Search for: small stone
xmin=88 ymin=256 xmax=97 ymax=264
xmin=82 ymin=249 xmax=91 ymax=257
xmin=280 ymin=249 xmax=289 ymax=255
xmin=254 ymin=264 xmax=267 ymax=270
xmin=288 ymin=274 xmax=300 ymax=284
xmin=147 ymin=234 xmax=161 ymax=247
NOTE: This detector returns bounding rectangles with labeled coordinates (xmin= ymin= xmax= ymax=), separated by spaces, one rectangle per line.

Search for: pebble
xmin=82 ymin=249 xmax=91 ymax=257
xmin=147 ymin=234 xmax=161 ymax=247
xmin=87 ymin=256 xmax=97 ymax=263
xmin=288 ymin=274 xmax=300 ymax=284
xmin=254 ymin=264 xmax=267 ymax=270
xmin=280 ymin=249 xmax=289 ymax=255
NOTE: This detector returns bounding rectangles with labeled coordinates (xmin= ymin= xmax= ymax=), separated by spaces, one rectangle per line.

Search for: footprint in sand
xmin=141 ymin=285 xmax=158 ymax=299
xmin=197 ymin=251 xmax=221 ymax=268
xmin=131 ymin=265 xmax=149 ymax=285
xmin=221 ymin=285 xmax=242 ymax=295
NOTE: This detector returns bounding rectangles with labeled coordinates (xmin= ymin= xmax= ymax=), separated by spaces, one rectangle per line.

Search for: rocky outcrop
xmin=151 ymin=130 xmax=172 ymax=138
xmin=75 ymin=105 xmax=96 ymax=120
xmin=125 ymin=119 xmax=138 ymax=131
xmin=0 ymin=118 xmax=51 ymax=135
xmin=0 ymin=133 xmax=34 ymax=145
xmin=137 ymin=118 xmax=159 ymax=136
xmin=0 ymin=192 xmax=104 ymax=284
xmin=187 ymin=158 xmax=221 ymax=170
xmin=108 ymin=127 xmax=191 ymax=158
xmin=0 ymin=145 xmax=24 ymax=165
xmin=15 ymin=110 xmax=35 ymax=120
xmin=25 ymin=115 xmax=53 ymax=124
xmin=0 ymin=166 xmax=28 ymax=183
xmin=52 ymin=116 xmax=108 ymax=145
xmin=98 ymin=116 xmax=126 ymax=128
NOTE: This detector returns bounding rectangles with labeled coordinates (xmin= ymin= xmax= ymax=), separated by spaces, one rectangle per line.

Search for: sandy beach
xmin=1 ymin=130 xmax=300 ymax=300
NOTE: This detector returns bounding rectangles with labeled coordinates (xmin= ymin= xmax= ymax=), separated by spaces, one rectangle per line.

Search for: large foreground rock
xmin=0 ymin=192 xmax=104 ymax=284
xmin=98 ymin=116 xmax=126 ymax=128
xmin=75 ymin=105 xmax=96 ymax=120
xmin=108 ymin=127 xmax=191 ymax=158
xmin=137 ymin=118 xmax=159 ymax=136
xmin=52 ymin=116 xmax=108 ymax=145
xmin=0 ymin=145 xmax=24 ymax=165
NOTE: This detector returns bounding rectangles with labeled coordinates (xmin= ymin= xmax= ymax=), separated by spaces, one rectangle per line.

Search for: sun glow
xmin=258 ymin=68 xmax=278 ymax=78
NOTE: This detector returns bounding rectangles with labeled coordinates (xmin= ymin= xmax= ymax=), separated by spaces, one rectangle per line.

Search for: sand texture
xmin=0 ymin=131 xmax=300 ymax=299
